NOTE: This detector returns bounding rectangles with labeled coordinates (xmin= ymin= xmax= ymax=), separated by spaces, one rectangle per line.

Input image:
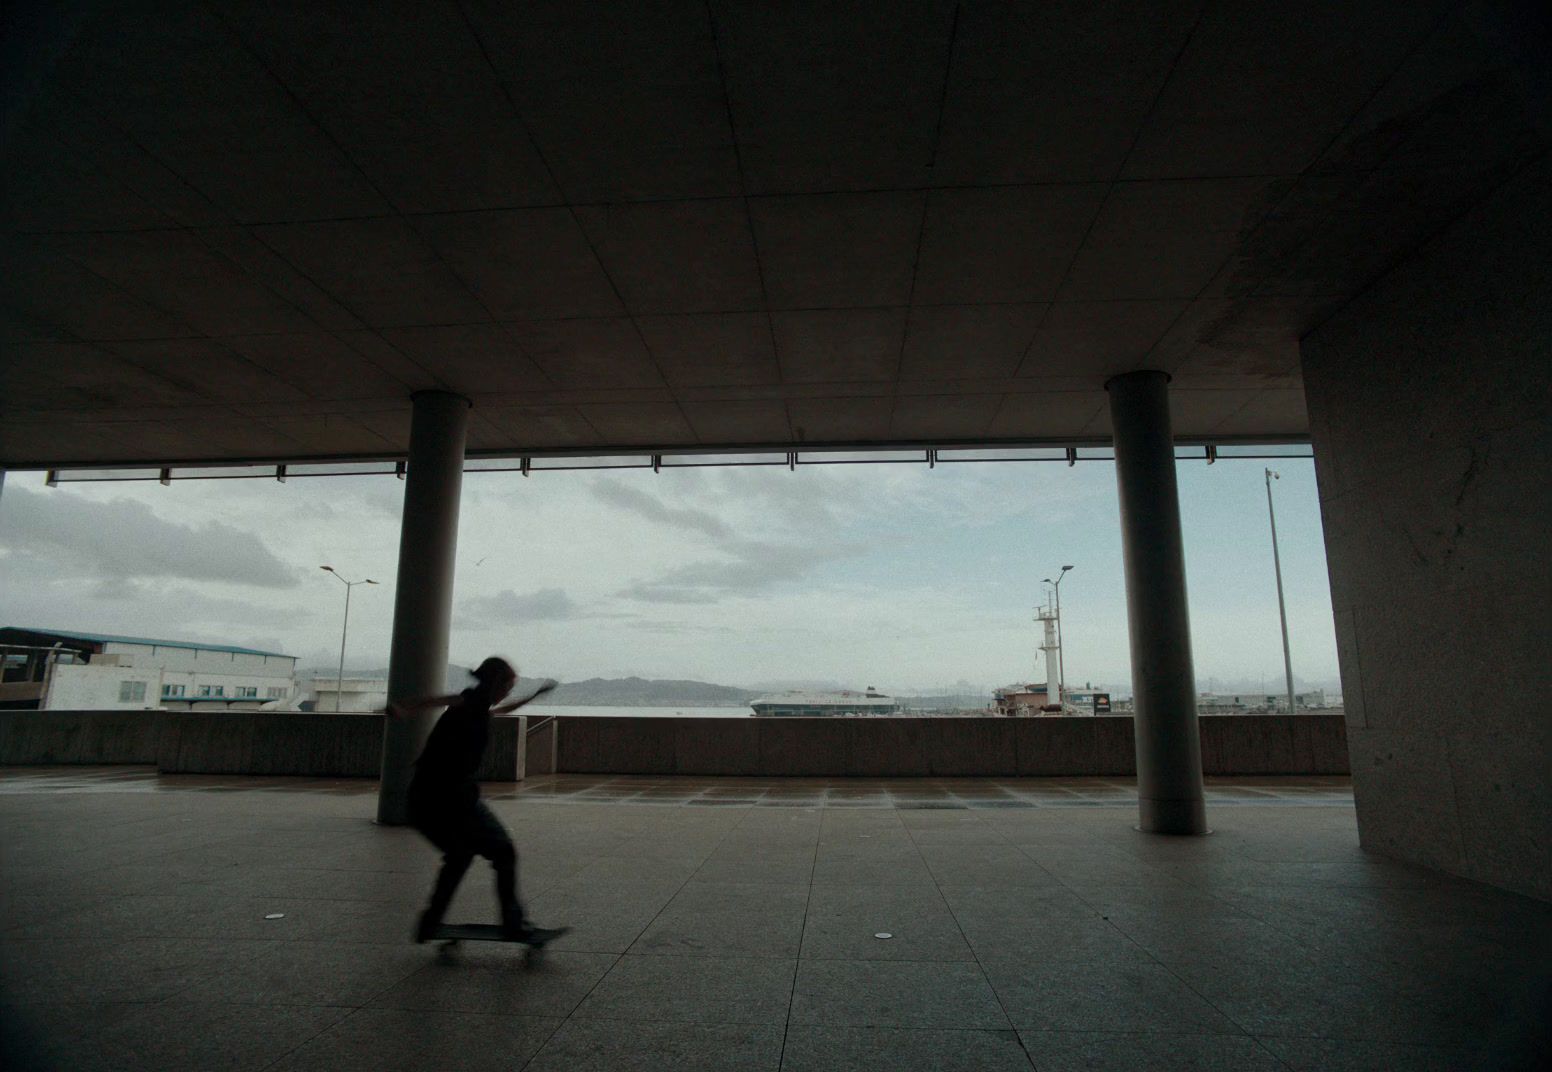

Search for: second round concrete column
xmin=377 ymin=391 xmax=471 ymax=825
xmin=1106 ymin=371 xmax=1208 ymax=835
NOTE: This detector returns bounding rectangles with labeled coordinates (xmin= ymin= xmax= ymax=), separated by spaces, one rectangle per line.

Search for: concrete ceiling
xmin=1 ymin=0 xmax=1548 ymax=467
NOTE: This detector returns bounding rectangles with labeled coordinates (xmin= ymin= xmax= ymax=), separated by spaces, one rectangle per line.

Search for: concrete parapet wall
xmin=0 ymin=710 xmax=525 ymax=781
xmin=0 ymin=709 xmax=162 ymax=765
xmin=556 ymin=715 xmax=1350 ymax=777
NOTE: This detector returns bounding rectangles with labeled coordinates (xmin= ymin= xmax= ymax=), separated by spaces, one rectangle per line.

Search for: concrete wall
xmin=1302 ymin=156 xmax=1552 ymax=901
xmin=555 ymin=715 xmax=1349 ymax=777
xmin=0 ymin=710 xmax=526 ymax=782
xmin=0 ymin=709 xmax=162 ymax=764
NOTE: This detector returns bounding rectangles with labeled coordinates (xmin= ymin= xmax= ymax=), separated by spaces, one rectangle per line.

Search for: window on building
xmin=197 ymin=684 xmax=213 ymax=697
xmin=266 ymin=687 xmax=287 ymax=699
xmin=236 ymin=686 xmax=257 ymax=698
xmin=118 ymin=681 xmax=147 ymax=702
xmin=162 ymin=684 xmax=186 ymax=698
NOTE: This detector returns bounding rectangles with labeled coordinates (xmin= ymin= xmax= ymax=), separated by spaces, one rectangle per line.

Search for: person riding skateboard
xmin=387 ymin=656 xmax=561 ymax=944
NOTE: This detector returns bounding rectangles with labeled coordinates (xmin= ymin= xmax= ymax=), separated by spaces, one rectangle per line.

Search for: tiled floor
xmin=1 ymin=767 xmax=1547 ymax=1071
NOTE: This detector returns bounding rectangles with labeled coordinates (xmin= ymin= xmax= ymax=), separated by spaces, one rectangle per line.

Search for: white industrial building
xmin=0 ymin=627 xmax=298 ymax=711
xmin=306 ymin=676 xmax=388 ymax=714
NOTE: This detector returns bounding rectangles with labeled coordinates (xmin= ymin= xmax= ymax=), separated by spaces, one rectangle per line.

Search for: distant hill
xmin=298 ymin=667 xmax=757 ymax=708
xmin=542 ymin=677 xmax=757 ymax=708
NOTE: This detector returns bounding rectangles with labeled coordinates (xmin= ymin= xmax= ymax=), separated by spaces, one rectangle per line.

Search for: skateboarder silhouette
xmin=387 ymin=656 xmax=565 ymax=946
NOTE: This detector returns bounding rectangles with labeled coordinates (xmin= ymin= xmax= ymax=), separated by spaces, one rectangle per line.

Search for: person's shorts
xmin=410 ymin=795 xmax=512 ymax=860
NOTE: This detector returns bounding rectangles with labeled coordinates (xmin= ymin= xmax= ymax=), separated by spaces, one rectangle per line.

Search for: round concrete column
xmin=377 ymin=391 xmax=470 ymax=825
xmin=1105 ymin=371 xmax=1208 ymax=835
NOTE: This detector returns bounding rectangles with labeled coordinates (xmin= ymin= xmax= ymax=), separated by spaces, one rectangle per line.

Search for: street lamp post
xmin=1264 ymin=470 xmax=1296 ymax=715
xmin=321 ymin=566 xmax=377 ymax=712
xmin=1042 ymin=565 xmax=1074 ymax=707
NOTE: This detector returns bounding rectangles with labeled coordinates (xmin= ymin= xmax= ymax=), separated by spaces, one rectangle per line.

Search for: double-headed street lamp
xmin=1042 ymin=564 xmax=1074 ymax=706
xmin=321 ymin=565 xmax=377 ymax=712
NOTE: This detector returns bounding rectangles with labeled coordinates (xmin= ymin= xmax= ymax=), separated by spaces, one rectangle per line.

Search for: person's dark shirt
xmin=410 ymin=687 xmax=491 ymax=803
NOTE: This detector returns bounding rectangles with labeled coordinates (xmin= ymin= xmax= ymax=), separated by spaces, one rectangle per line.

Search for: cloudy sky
xmin=0 ymin=454 xmax=1338 ymax=697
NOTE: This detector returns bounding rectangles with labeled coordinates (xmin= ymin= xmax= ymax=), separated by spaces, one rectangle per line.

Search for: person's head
xmin=472 ymin=656 xmax=517 ymax=701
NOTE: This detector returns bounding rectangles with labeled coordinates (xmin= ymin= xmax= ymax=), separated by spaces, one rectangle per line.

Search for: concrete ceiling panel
xmin=900 ymin=304 xmax=1047 ymax=380
xmin=50 ymin=7 xmax=391 ymax=224
xmin=331 ymin=331 xmax=442 ymax=390
xmin=1166 ymin=389 xmax=1259 ymax=436
xmin=933 ymin=0 xmax=1199 ymax=185
xmin=988 ymin=391 xmax=1107 ymax=440
xmin=1018 ymin=300 xmax=1186 ymax=379
xmin=103 ymin=339 xmax=310 ymax=405
xmin=0 ymin=418 xmax=134 ymax=465
xmin=40 ymin=98 xmax=237 ymax=229
xmin=252 ymin=218 xmax=489 ymax=327
xmin=0 ymin=124 xmax=176 ymax=234
xmin=133 ymin=125 xmax=391 ymax=225
xmin=577 ymin=402 xmax=697 ymax=446
xmin=47 ymin=230 xmax=319 ymax=338
xmin=345 ymin=408 xmax=412 ymax=453
xmin=7 ymin=342 xmax=204 ymax=410
xmin=1 ymin=241 xmax=196 ymax=341
xmin=772 ymin=308 xmax=907 ymax=384
xmin=889 ymin=393 xmax=1002 ymax=440
xmin=261 ymin=413 xmax=397 ymax=455
xmin=465 ymin=0 xmax=738 ymax=201
xmin=914 ymin=186 xmax=1108 ymax=304
xmin=1058 ymin=178 xmax=1287 ymax=301
xmin=222 ymin=4 xmax=559 ymax=214
xmin=192 ymin=228 xmax=365 ymax=332
xmin=503 ymin=318 xmax=664 ymax=389
xmin=749 ymin=191 xmax=925 ymax=309
xmin=414 ymin=209 xmax=624 ymax=321
xmin=374 ymin=324 xmax=553 ymax=394
xmin=1158 ymin=296 xmax=1335 ymax=384
xmin=6 ymin=0 xmax=1545 ymax=465
xmin=681 ymin=398 xmax=792 ymax=444
xmin=575 ymin=200 xmax=763 ymax=314
xmin=714 ymin=0 xmax=957 ymax=194
xmin=477 ymin=405 xmax=604 ymax=449
xmin=1122 ymin=1 xmax=1450 ymax=179
xmin=221 ymin=333 xmax=417 ymax=402
xmin=785 ymin=395 xmax=896 ymax=443
xmin=508 ymin=80 xmax=740 ymax=203
xmin=0 ymin=352 xmax=60 ymax=411
xmin=1214 ymin=388 xmax=1309 ymax=436
xmin=636 ymin=313 xmax=781 ymax=388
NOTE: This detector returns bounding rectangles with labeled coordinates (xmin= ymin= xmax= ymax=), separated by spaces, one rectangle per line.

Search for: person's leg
xmin=413 ymin=812 xmax=476 ymax=941
xmin=427 ymin=849 xmax=475 ymax=921
xmin=469 ymin=802 xmax=524 ymax=933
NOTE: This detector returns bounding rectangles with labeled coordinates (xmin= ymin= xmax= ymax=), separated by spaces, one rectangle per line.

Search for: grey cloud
xmin=3 ymin=575 xmax=313 ymax=646
xmin=0 ymin=488 xmax=299 ymax=588
xmin=618 ymin=539 xmax=858 ymax=604
xmin=590 ymin=479 xmax=735 ymax=542
xmin=463 ymin=587 xmax=582 ymax=623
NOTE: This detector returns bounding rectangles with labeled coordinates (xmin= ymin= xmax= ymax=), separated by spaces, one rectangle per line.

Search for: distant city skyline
xmin=0 ymin=455 xmax=1340 ymax=697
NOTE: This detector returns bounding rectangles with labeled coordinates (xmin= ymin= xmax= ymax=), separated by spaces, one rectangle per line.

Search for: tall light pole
xmin=321 ymin=566 xmax=377 ymax=712
xmin=1042 ymin=565 xmax=1074 ymax=707
xmin=1264 ymin=470 xmax=1296 ymax=715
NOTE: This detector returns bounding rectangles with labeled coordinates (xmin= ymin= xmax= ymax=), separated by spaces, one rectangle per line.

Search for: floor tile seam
xmin=1248 ymin=1034 xmax=1301 ymax=1070
xmin=1058 ymin=880 xmax=1267 ymax=1039
xmin=241 ymin=1001 xmax=360 ymax=1072
xmin=579 ymin=805 xmax=756 ymax=1032
xmin=902 ymin=821 xmax=1021 ymax=1043
xmin=779 ymin=805 xmax=825 ymax=1072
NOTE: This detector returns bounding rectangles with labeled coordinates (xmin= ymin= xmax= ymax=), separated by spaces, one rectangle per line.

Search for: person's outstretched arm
xmin=493 ymin=679 xmax=558 ymax=715
xmin=382 ymin=693 xmax=461 ymax=720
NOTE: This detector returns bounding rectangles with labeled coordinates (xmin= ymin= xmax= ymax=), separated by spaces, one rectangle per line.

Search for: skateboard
xmin=429 ymin=923 xmax=570 ymax=964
